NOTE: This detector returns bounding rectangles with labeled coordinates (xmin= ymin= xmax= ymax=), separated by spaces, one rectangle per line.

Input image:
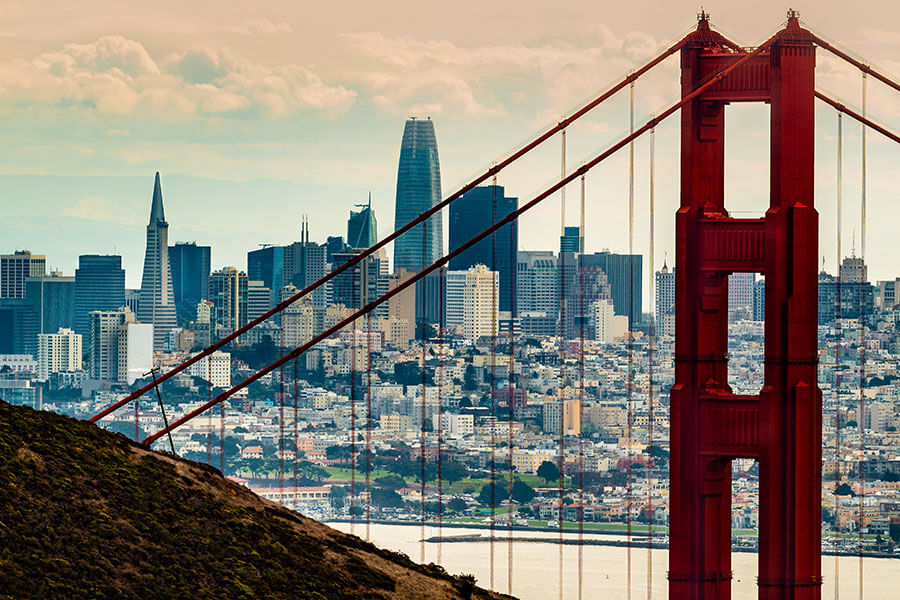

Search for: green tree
xmin=393 ymin=361 xmax=422 ymax=386
xmin=477 ymin=481 xmax=508 ymax=507
xmin=371 ymin=487 xmax=404 ymax=508
xmin=537 ymin=461 xmax=560 ymax=485
xmin=447 ymin=497 xmax=468 ymax=513
xmin=374 ymin=475 xmax=407 ymax=491
xmin=330 ymin=485 xmax=348 ymax=509
xmin=511 ymin=479 xmax=536 ymax=504
xmin=463 ymin=364 xmax=478 ymax=390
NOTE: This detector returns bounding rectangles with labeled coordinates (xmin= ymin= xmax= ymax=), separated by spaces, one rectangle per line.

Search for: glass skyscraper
xmin=74 ymin=255 xmax=125 ymax=338
xmin=448 ymin=185 xmax=518 ymax=315
xmin=169 ymin=242 xmax=211 ymax=307
xmin=393 ymin=118 xmax=442 ymax=273
xmin=347 ymin=194 xmax=377 ymax=249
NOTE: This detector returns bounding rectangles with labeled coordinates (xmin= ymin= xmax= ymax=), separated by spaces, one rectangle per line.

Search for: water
xmin=329 ymin=522 xmax=897 ymax=599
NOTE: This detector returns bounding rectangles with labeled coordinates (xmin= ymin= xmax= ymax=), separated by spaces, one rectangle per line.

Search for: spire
xmin=149 ymin=171 xmax=166 ymax=225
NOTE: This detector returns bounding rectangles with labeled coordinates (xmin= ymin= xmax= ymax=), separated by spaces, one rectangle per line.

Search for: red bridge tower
xmin=670 ymin=12 xmax=822 ymax=600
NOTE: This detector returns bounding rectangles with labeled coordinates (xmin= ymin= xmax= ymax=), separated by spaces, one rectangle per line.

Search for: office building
xmin=247 ymin=244 xmax=284 ymax=294
xmin=463 ymin=264 xmax=499 ymax=342
xmin=542 ymin=398 xmax=581 ymax=436
xmin=24 ymin=273 xmax=75 ymax=336
xmin=591 ymin=299 xmax=627 ymax=343
xmin=283 ymin=219 xmax=328 ymax=307
xmin=189 ymin=351 xmax=231 ymax=388
xmin=444 ymin=270 xmax=468 ymax=332
xmin=347 ymin=195 xmax=377 ymax=249
xmin=560 ymin=226 xmax=583 ymax=254
xmin=37 ymin=328 xmax=81 ymax=382
xmin=208 ymin=267 xmax=247 ymax=336
xmin=281 ymin=285 xmax=315 ymax=348
xmin=655 ymin=263 xmax=675 ymax=336
xmin=330 ymin=247 xmax=388 ymax=316
xmin=247 ymin=280 xmax=274 ymax=322
xmin=754 ymin=278 xmax=766 ymax=321
xmin=393 ymin=117 xmax=443 ymax=273
xmin=137 ymin=172 xmax=178 ymax=349
xmin=89 ymin=308 xmax=152 ymax=384
xmin=449 ymin=185 xmax=518 ymax=314
xmin=517 ymin=251 xmax=559 ymax=322
xmin=74 ymin=255 xmax=125 ymax=339
xmin=0 ymin=298 xmax=36 ymax=354
xmin=578 ymin=251 xmax=642 ymax=327
xmin=169 ymin=242 xmax=211 ymax=309
xmin=1 ymin=250 xmax=46 ymax=299
xmin=728 ymin=272 xmax=755 ymax=320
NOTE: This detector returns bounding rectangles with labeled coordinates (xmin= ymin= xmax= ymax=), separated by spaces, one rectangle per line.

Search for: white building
xmin=189 ymin=351 xmax=231 ymax=388
xmin=441 ymin=413 xmax=474 ymax=437
xmin=444 ymin=270 xmax=468 ymax=331
xmin=591 ymin=298 xmax=627 ymax=343
xmin=37 ymin=328 xmax=82 ymax=381
xmin=655 ymin=263 xmax=675 ymax=336
xmin=463 ymin=264 xmax=499 ymax=342
xmin=120 ymin=323 xmax=153 ymax=385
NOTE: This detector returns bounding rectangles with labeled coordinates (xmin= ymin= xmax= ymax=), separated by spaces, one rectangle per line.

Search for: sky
xmin=1 ymin=0 xmax=899 ymax=290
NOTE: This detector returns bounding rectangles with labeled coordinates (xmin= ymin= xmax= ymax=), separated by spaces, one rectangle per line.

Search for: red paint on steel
xmin=670 ymin=13 xmax=822 ymax=600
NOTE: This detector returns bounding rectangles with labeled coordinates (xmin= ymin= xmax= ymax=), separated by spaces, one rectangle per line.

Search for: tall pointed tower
xmin=137 ymin=172 xmax=177 ymax=350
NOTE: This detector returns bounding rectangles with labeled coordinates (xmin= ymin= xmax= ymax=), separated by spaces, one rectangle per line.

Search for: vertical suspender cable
xmin=626 ymin=78 xmax=635 ymax=600
xmin=350 ymin=275 xmax=357 ymax=536
xmin=558 ymin=127 xmax=567 ymax=600
xmin=834 ymin=110 xmax=843 ymax=600
xmin=207 ymin=360 xmax=213 ymax=466
xmin=490 ymin=178 xmax=498 ymax=590
xmin=134 ymin=392 xmax=140 ymax=443
xmin=220 ymin=370 xmax=225 ymax=472
xmin=437 ymin=266 xmax=445 ymax=566
xmin=578 ymin=173 xmax=586 ymax=600
xmin=508 ymin=198 xmax=517 ymax=596
xmin=646 ymin=126 xmax=655 ymax=600
xmin=294 ymin=356 xmax=299 ymax=493
xmin=279 ymin=318 xmax=286 ymax=505
xmin=420 ymin=221 xmax=428 ymax=565
xmin=365 ymin=257 xmax=373 ymax=541
xmin=858 ymin=71 xmax=867 ymax=600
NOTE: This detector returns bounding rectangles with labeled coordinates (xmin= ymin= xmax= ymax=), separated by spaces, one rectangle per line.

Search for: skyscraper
xmin=247 ymin=245 xmax=284 ymax=293
xmin=347 ymin=194 xmax=377 ymax=249
xmin=449 ymin=185 xmax=518 ymax=315
xmin=559 ymin=226 xmax=583 ymax=254
xmin=168 ymin=242 xmax=211 ymax=308
xmin=579 ymin=251 xmax=642 ymax=327
xmin=1 ymin=250 xmax=46 ymax=299
xmin=208 ymin=267 xmax=247 ymax=336
xmin=137 ymin=173 xmax=177 ymax=349
xmin=25 ymin=273 xmax=75 ymax=335
xmin=655 ymin=262 xmax=675 ymax=335
xmin=463 ymin=264 xmax=499 ymax=342
xmin=74 ymin=255 xmax=125 ymax=339
xmin=393 ymin=117 xmax=442 ymax=273
xmin=283 ymin=218 xmax=328 ymax=308
xmin=728 ymin=272 xmax=755 ymax=320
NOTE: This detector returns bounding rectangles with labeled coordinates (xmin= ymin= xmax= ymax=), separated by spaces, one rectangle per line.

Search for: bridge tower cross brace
xmin=670 ymin=13 xmax=822 ymax=600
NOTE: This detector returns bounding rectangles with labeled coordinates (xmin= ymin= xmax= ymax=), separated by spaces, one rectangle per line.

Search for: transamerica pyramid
xmin=137 ymin=172 xmax=177 ymax=350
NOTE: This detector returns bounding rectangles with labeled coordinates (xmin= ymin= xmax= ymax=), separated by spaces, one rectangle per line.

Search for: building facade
xmin=208 ymin=267 xmax=248 ymax=337
xmin=462 ymin=265 xmax=499 ymax=342
xmin=36 ymin=327 xmax=81 ymax=382
xmin=168 ymin=242 xmax=211 ymax=309
xmin=137 ymin=173 xmax=178 ymax=349
xmin=1 ymin=250 xmax=46 ymax=299
xmin=74 ymin=255 xmax=125 ymax=339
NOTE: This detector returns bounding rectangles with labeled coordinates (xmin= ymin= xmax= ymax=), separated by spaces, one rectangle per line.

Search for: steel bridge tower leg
xmin=670 ymin=14 xmax=822 ymax=600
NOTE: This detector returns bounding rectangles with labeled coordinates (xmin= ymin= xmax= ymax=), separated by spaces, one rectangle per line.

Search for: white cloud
xmin=225 ymin=19 xmax=292 ymax=35
xmin=0 ymin=2 xmax=24 ymax=18
xmin=0 ymin=35 xmax=356 ymax=119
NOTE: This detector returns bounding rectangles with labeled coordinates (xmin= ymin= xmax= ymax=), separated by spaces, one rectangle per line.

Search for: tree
xmin=330 ymin=485 xmax=348 ymax=509
xmin=463 ymin=364 xmax=478 ymax=390
xmin=477 ymin=481 xmax=508 ymax=507
xmin=394 ymin=361 xmax=422 ymax=386
xmin=834 ymin=483 xmax=856 ymax=496
xmin=511 ymin=479 xmax=536 ymax=504
xmin=374 ymin=475 xmax=407 ymax=491
xmin=441 ymin=461 xmax=469 ymax=485
xmin=448 ymin=497 xmax=468 ymax=513
xmin=371 ymin=487 xmax=404 ymax=508
xmin=537 ymin=461 xmax=561 ymax=485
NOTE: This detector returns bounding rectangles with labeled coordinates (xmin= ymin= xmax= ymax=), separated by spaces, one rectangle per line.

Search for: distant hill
xmin=0 ymin=401 xmax=509 ymax=600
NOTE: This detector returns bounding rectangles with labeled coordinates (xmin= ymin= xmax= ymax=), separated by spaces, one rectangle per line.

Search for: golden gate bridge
xmin=89 ymin=10 xmax=900 ymax=600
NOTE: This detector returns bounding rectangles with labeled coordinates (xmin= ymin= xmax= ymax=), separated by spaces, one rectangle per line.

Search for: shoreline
xmin=325 ymin=518 xmax=900 ymax=559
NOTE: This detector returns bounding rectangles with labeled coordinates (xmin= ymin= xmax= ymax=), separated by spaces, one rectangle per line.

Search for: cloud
xmin=340 ymin=26 xmax=669 ymax=118
xmin=62 ymin=196 xmax=140 ymax=226
xmin=0 ymin=35 xmax=356 ymax=120
xmin=0 ymin=2 xmax=24 ymax=18
xmin=225 ymin=19 xmax=292 ymax=35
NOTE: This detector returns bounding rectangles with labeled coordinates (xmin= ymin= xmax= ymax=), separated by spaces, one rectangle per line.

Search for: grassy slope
xmin=0 ymin=401 xmax=510 ymax=600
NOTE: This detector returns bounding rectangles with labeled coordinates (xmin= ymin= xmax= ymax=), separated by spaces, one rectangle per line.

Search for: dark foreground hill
xmin=0 ymin=401 xmax=510 ymax=600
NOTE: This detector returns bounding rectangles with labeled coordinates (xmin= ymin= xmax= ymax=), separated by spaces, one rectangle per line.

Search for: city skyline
xmin=0 ymin=1 xmax=898 ymax=287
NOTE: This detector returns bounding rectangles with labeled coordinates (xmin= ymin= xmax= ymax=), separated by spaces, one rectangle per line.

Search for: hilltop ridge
xmin=0 ymin=401 xmax=509 ymax=600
